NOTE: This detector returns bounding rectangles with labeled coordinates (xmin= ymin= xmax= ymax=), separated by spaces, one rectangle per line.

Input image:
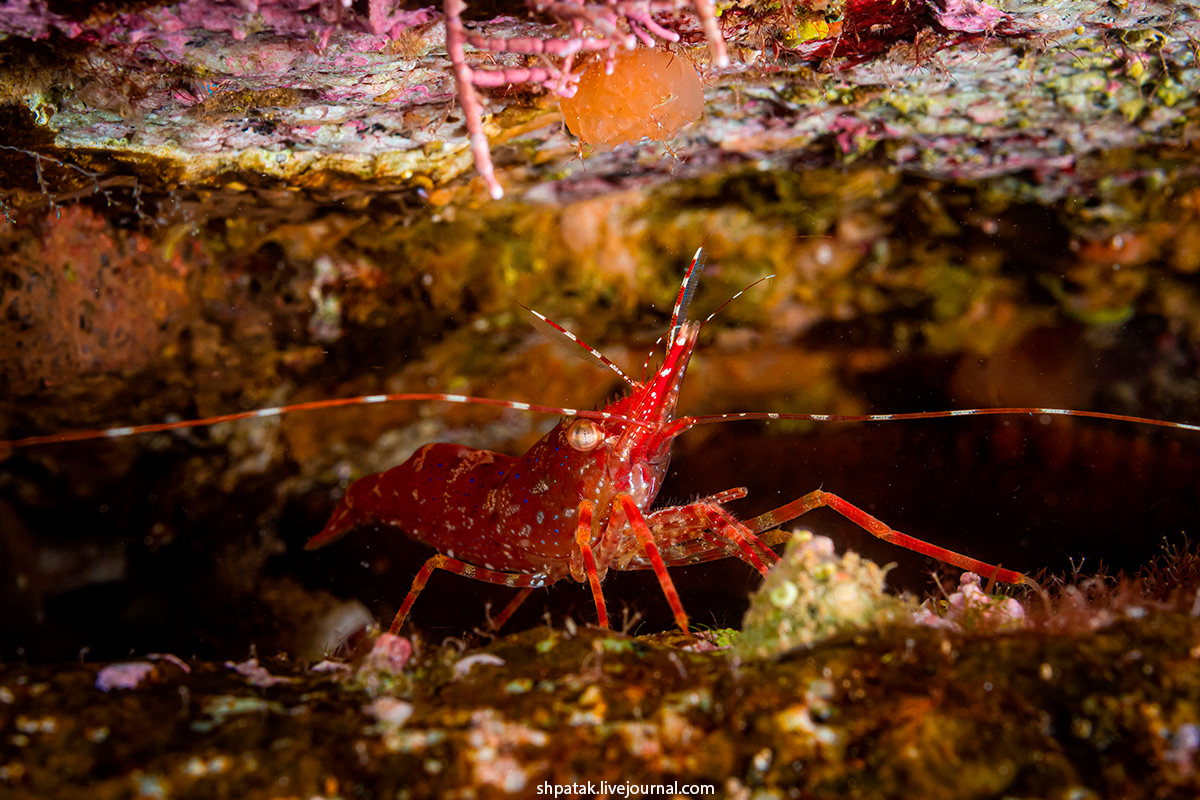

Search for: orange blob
xmin=560 ymin=49 xmax=704 ymax=150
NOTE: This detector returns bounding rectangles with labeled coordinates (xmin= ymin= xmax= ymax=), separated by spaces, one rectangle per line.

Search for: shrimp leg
xmin=390 ymin=555 xmax=552 ymax=634
xmin=748 ymin=490 xmax=1026 ymax=584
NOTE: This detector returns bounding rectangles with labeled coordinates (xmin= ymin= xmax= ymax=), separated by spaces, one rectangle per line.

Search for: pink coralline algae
xmin=95 ymin=662 xmax=157 ymax=692
xmin=929 ymin=0 xmax=1008 ymax=34
xmin=225 ymin=658 xmax=294 ymax=688
xmin=914 ymin=572 xmax=1027 ymax=632
xmin=1 ymin=0 xmax=724 ymax=198
xmin=1165 ymin=724 xmax=1200 ymax=778
xmin=361 ymin=633 xmax=413 ymax=674
xmin=363 ymin=696 xmax=415 ymax=727
xmin=353 ymin=634 xmax=415 ymax=695
xmin=0 ymin=0 xmax=437 ymax=50
xmin=452 ymin=652 xmax=506 ymax=679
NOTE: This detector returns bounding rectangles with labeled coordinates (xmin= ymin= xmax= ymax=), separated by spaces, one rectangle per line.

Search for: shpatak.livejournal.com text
xmin=537 ymin=781 xmax=716 ymax=796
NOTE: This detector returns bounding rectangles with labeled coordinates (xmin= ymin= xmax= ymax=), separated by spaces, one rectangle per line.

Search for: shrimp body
xmin=306 ymin=309 xmax=703 ymax=627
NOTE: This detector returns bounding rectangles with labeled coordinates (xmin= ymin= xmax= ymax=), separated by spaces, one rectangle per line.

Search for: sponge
xmin=560 ymin=49 xmax=704 ymax=150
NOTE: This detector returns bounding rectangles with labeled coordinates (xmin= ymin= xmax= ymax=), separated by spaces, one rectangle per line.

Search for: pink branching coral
xmin=444 ymin=0 xmax=728 ymax=198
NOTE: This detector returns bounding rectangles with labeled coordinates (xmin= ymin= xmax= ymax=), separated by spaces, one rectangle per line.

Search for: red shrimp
xmin=305 ymin=249 xmax=767 ymax=635
xmin=302 ymin=249 xmax=1033 ymax=636
xmin=6 ymin=249 xmax=1199 ymax=636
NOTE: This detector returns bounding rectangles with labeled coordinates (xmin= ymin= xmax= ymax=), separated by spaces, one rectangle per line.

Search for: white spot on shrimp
xmin=536 ymin=511 xmax=545 ymax=524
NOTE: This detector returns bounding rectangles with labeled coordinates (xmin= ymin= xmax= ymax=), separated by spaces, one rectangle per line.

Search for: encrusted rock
xmin=738 ymin=531 xmax=911 ymax=658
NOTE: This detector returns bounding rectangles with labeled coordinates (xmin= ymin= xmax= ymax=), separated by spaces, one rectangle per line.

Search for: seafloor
xmin=4 ymin=566 xmax=1200 ymax=799
xmin=2 ymin=0 xmax=1200 ymax=796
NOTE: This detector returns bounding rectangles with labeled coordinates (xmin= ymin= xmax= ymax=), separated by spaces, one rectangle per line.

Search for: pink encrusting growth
xmin=94 ymin=662 xmax=157 ymax=692
xmin=444 ymin=0 xmax=728 ymax=198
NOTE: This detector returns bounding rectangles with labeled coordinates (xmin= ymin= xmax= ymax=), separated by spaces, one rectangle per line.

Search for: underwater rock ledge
xmin=2 ymin=601 xmax=1199 ymax=798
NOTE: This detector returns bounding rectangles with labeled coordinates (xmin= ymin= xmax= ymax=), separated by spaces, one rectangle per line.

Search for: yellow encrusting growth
xmin=559 ymin=49 xmax=704 ymax=150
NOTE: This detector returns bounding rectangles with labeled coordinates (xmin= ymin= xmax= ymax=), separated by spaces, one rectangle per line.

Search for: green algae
xmin=738 ymin=531 xmax=912 ymax=659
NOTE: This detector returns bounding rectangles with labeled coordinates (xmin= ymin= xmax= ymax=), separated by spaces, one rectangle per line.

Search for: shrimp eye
xmin=567 ymin=419 xmax=603 ymax=451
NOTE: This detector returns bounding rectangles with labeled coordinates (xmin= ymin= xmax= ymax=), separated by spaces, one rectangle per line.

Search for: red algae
xmin=560 ymin=49 xmax=703 ymax=150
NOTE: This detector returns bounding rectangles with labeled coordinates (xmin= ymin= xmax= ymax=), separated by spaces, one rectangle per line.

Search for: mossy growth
xmin=737 ymin=530 xmax=913 ymax=659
